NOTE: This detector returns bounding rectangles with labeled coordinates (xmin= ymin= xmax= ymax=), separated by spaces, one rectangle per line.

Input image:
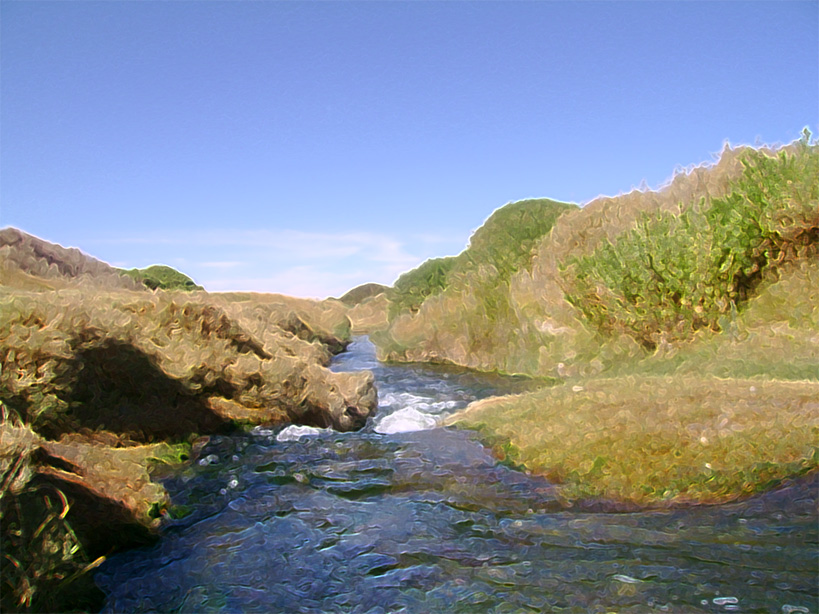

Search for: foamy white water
xmin=374 ymin=407 xmax=439 ymax=434
xmin=276 ymin=424 xmax=330 ymax=442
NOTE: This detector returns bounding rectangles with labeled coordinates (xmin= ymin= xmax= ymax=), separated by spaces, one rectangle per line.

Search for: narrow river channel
xmin=96 ymin=337 xmax=818 ymax=613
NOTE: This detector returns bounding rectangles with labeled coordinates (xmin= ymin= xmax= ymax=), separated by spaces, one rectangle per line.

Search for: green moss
xmin=148 ymin=443 xmax=191 ymax=466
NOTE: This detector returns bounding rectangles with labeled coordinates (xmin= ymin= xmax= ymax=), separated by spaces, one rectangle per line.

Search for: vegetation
xmin=375 ymin=134 xmax=817 ymax=380
xmin=382 ymin=132 xmax=818 ymax=508
xmin=453 ymin=198 xmax=578 ymax=283
xmin=338 ymin=282 xmax=390 ymax=306
xmin=388 ymin=256 xmax=456 ymax=318
xmin=120 ymin=264 xmax=203 ymax=291
xmin=564 ymin=131 xmax=818 ymax=349
xmin=387 ymin=198 xmax=577 ymax=321
xmin=447 ymin=376 xmax=818 ymax=506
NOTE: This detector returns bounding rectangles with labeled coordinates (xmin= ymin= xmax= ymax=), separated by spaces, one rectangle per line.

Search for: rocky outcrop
xmin=0 ymin=286 xmax=378 ymax=612
xmin=1 ymin=292 xmax=376 ymax=440
xmin=0 ymin=233 xmax=380 ymax=612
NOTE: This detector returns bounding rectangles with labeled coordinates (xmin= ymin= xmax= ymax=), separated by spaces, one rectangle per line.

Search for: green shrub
xmin=388 ymin=199 xmax=576 ymax=321
xmin=120 ymin=265 xmax=203 ymax=291
xmin=452 ymin=198 xmax=577 ymax=283
xmin=565 ymin=131 xmax=818 ymax=348
xmin=388 ymin=256 xmax=456 ymax=319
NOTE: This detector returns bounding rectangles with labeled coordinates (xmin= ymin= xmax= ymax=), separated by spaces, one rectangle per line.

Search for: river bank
xmin=445 ymin=375 xmax=818 ymax=508
xmin=0 ymin=229 xmax=380 ymax=612
xmin=96 ymin=336 xmax=818 ymax=613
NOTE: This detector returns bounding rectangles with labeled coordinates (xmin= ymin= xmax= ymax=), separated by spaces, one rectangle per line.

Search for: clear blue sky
xmin=2 ymin=1 xmax=817 ymax=298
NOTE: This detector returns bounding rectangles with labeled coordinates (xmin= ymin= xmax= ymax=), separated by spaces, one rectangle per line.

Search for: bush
xmin=564 ymin=131 xmax=819 ymax=348
xmin=388 ymin=199 xmax=576 ymax=321
xmin=388 ymin=256 xmax=456 ymax=319
xmin=120 ymin=265 xmax=203 ymax=291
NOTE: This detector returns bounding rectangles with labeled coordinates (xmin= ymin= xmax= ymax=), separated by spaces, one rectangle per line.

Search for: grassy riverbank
xmin=446 ymin=255 xmax=818 ymax=507
xmin=446 ymin=375 xmax=818 ymax=507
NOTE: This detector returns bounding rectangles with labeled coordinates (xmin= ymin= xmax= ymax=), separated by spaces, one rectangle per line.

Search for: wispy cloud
xmin=89 ymin=227 xmax=451 ymax=297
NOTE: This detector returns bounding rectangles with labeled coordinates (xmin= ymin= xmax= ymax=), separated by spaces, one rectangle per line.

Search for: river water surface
xmin=96 ymin=337 xmax=818 ymax=613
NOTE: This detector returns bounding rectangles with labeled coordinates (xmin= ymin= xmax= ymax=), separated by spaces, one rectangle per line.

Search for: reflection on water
xmin=96 ymin=337 xmax=818 ymax=613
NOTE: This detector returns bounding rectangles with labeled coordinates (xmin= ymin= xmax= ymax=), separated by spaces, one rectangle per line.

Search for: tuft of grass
xmin=447 ymin=375 xmax=819 ymax=506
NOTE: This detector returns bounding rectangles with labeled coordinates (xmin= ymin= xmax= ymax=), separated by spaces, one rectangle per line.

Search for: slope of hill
xmin=374 ymin=136 xmax=817 ymax=379
xmin=120 ymin=264 xmax=203 ymax=291
xmin=338 ymin=282 xmax=390 ymax=306
xmin=387 ymin=198 xmax=578 ymax=321
xmin=0 ymin=228 xmax=142 ymax=291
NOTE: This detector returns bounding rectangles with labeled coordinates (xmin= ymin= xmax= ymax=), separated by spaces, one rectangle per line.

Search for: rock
xmin=299 ymin=367 xmax=378 ymax=431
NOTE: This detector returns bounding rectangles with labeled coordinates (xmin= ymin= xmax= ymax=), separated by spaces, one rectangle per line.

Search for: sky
xmin=1 ymin=1 xmax=817 ymax=299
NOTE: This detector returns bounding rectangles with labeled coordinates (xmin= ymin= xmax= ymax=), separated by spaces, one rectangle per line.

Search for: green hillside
xmin=120 ymin=264 xmax=203 ymax=291
xmin=375 ymin=133 xmax=818 ymax=379
xmin=388 ymin=198 xmax=578 ymax=320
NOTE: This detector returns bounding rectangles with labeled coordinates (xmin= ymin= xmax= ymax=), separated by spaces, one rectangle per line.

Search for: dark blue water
xmin=96 ymin=337 xmax=818 ymax=613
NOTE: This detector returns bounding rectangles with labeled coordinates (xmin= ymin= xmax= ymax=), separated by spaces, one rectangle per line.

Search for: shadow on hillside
xmin=46 ymin=341 xmax=233 ymax=441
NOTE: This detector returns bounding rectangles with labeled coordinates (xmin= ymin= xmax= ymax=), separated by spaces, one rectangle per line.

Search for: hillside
xmin=388 ymin=133 xmax=818 ymax=509
xmin=374 ymin=135 xmax=818 ymax=379
xmin=338 ymin=282 xmax=390 ymax=306
xmin=120 ymin=264 xmax=203 ymax=291
xmin=387 ymin=198 xmax=578 ymax=321
xmin=0 ymin=228 xmax=142 ymax=291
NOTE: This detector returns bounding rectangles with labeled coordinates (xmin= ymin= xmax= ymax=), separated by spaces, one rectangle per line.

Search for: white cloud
xmin=87 ymin=227 xmax=461 ymax=297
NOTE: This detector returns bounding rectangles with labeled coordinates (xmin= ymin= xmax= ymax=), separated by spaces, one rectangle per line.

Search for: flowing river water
xmin=96 ymin=337 xmax=818 ymax=613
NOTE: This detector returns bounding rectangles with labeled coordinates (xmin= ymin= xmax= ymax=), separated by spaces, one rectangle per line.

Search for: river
xmin=95 ymin=336 xmax=818 ymax=613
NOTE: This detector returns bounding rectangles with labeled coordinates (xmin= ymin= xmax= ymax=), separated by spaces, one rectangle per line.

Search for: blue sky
xmin=2 ymin=1 xmax=816 ymax=298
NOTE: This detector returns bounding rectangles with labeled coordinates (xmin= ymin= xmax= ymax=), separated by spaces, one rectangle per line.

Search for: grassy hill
xmin=338 ymin=282 xmax=390 ymax=306
xmin=375 ymin=134 xmax=817 ymax=379
xmin=386 ymin=131 xmax=818 ymax=508
xmin=386 ymin=198 xmax=578 ymax=321
xmin=120 ymin=264 xmax=203 ymax=291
